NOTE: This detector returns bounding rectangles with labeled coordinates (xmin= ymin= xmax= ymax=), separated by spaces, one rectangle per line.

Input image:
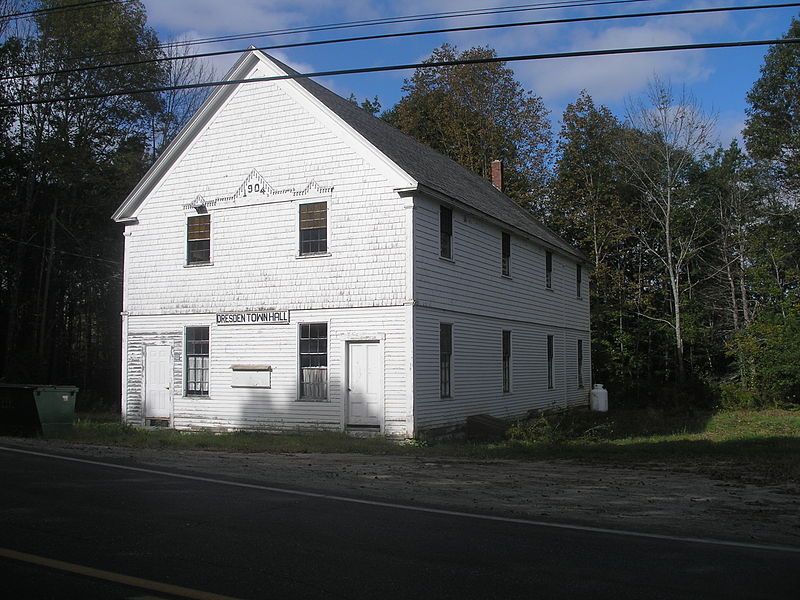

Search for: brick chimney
xmin=491 ymin=159 xmax=503 ymax=191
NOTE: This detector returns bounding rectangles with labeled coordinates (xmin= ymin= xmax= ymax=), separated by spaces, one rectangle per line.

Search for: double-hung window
xmin=501 ymin=232 xmax=511 ymax=276
xmin=577 ymin=339 xmax=584 ymax=388
xmin=187 ymin=215 xmax=211 ymax=265
xmin=502 ymin=330 xmax=511 ymax=393
xmin=299 ymin=202 xmax=327 ymax=256
xmin=299 ymin=323 xmax=328 ymax=400
xmin=547 ymin=334 xmax=554 ymax=389
xmin=186 ymin=327 xmax=209 ymax=396
xmin=545 ymin=251 xmax=553 ymax=289
xmin=440 ymin=205 xmax=453 ymax=259
xmin=577 ymin=264 xmax=583 ymax=298
xmin=440 ymin=323 xmax=452 ymax=398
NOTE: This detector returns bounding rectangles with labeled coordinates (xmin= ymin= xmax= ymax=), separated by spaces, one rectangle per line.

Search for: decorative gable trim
xmin=182 ymin=169 xmax=334 ymax=212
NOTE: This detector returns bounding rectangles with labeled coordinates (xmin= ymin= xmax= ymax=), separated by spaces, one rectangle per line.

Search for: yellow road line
xmin=0 ymin=547 xmax=245 ymax=600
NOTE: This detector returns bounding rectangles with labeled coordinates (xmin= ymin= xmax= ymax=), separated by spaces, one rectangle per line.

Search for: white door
xmin=144 ymin=345 xmax=172 ymax=421
xmin=347 ymin=342 xmax=382 ymax=427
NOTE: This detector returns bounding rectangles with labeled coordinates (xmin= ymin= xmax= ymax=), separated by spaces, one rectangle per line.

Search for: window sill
xmin=184 ymin=262 xmax=213 ymax=268
xmin=296 ymin=398 xmax=330 ymax=403
xmin=545 ymin=286 xmax=554 ymax=291
xmin=439 ymin=255 xmax=455 ymax=263
xmin=501 ymin=274 xmax=512 ymax=280
xmin=295 ymin=253 xmax=331 ymax=260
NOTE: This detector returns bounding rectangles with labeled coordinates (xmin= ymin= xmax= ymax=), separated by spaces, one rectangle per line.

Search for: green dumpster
xmin=0 ymin=384 xmax=78 ymax=437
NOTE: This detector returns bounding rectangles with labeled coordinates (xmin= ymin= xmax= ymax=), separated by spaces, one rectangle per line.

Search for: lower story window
xmin=300 ymin=323 xmax=328 ymax=400
xmin=578 ymin=339 xmax=584 ymax=388
xmin=547 ymin=334 xmax=555 ymax=390
xmin=440 ymin=323 xmax=452 ymax=398
xmin=502 ymin=330 xmax=511 ymax=393
xmin=186 ymin=326 xmax=209 ymax=396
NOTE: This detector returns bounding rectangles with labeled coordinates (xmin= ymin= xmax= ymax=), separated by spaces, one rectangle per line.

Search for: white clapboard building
xmin=113 ymin=49 xmax=590 ymax=437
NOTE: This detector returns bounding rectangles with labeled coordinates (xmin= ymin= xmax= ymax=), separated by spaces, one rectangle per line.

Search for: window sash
xmin=187 ymin=215 xmax=211 ymax=264
xmin=577 ymin=264 xmax=582 ymax=298
xmin=546 ymin=251 xmax=553 ymax=289
xmin=299 ymin=323 xmax=328 ymax=400
xmin=502 ymin=232 xmax=510 ymax=276
xmin=440 ymin=206 xmax=452 ymax=259
xmin=440 ymin=323 xmax=452 ymax=398
xmin=186 ymin=327 xmax=210 ymax=396
xmin=547 ymin=335 xmax=554 ymax=389
xmin=577 ymin=339 xmax=584 ymax=387
xmin=299 ymin=202 xmax=327 ymax=255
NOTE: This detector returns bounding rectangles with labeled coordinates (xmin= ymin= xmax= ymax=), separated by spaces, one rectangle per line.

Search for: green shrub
xmin=719 ymin=383 xmax=759 ymax=410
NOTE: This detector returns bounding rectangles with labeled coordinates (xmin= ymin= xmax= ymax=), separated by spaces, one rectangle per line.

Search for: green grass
xmin=48 ymin=408 xmax=800 ymax=484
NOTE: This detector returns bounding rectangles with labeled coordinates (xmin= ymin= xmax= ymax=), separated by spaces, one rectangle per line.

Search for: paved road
xmin=1 ymin=445 xmax=798 ymax=600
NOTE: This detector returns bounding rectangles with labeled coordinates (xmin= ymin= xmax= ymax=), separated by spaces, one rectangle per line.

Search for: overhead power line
xmin=3 ymin=37 xmax=799 ymax=109
xmin=6 ymin=0 xmax=657 ymax=70
xmin=0 ymin=0 xmax=124 ymax=22
xmin=4 ymin=1 xmax=797 ymax=83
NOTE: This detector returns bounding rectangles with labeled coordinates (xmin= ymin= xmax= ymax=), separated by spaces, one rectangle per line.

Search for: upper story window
xmin=440 ymin=205 xmax=453 ymax=259
xmin=440 ymin=323 xmax=452 ymax=398
xmin=577 ymin=264 xmax=583 ymax=298
xmin=501 ymin=232 xmax=511 ymax=276
xmin=299 ymin=323 xmax=328 ymax=400
xmin=187 ymin=215 xmax=211 ymax=265
xmin=299 ymin=201 xmax=327 ymax=256
xmin=502 ymin=330 xmax=511 ymax=393
xmin=545 ymin=250 xmax=553 ymax=289
xmin=186 ymin=326 xmax=209 ymax=396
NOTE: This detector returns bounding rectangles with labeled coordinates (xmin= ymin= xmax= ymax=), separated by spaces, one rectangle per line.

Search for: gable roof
xmin=261 ymin=53 xmax=582 ymax=261
xmin=113 ymin=49 xmax=583 ymax=260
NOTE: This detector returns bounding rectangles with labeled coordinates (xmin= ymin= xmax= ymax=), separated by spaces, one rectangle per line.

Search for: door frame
xmin=143 ymin=344 xmax=174 ymax=427
xmin=343 ymin=337 xmax=384 ymax=432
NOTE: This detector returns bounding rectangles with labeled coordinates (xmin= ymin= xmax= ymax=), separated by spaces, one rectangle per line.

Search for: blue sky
xmin=142 ymin=0 xmax=800 ymax=146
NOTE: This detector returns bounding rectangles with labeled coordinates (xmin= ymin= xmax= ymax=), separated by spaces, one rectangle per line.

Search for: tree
xmin=616 ymin=78 xmax=716 ymax=381
xmin=384 ymin=44 xmax=551 ymax=205
xmin=744 ymin=18 xmax=800 ymax=201
xmin=0 ymin=0 xmax=164 ymax=401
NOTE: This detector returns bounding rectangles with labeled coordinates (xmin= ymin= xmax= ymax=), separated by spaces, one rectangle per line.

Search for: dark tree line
xmin=0 ymin=3 xmax=797 ymax=409
xmin=0 ymin=1 xmax=211 ymax=406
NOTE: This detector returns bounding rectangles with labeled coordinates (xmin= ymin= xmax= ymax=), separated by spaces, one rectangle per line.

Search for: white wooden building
xmin=112 ymin=49 xmax=591 ymax=437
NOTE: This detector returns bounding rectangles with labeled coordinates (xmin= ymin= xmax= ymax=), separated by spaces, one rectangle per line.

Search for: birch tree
xmin=617 ymin=78 xmax=716 ymax=381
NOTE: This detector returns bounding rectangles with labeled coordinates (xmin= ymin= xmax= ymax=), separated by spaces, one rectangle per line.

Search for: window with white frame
xmin=440 ymin=323 xmax=452 ymax=398
xmin=186 ymin=327 xmax=209 ymax=396
xmin=299 ymin=323 xmax=328 ymax=400
xmin=187 ymin=215 xmax=211 ymax=265
xmin=440 ymin=205 xmax=453 ymax=259
xmin=299 ymin=202 xmax=327 ymax=255
xmin=502 ymin=330 xmax=511 ymax=393
xmin=547 ymin=334 xmax=554 ymax=389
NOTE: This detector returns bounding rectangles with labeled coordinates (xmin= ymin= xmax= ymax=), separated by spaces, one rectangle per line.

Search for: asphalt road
xmin=1 ymin=445 xmax=798 ymax=600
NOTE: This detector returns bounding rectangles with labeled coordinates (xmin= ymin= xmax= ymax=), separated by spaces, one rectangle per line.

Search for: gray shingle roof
xmin=265 ymin=53 xmax=583 ymax=260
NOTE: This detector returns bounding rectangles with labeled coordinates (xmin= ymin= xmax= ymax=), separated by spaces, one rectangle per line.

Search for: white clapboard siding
xmin=413 ymin=195 xmax=590 ymax=331
xmin=413 ymin=307 xmax=591 ymax=430
xmin=125 ymin=69 xmax=407 ymax=317
xmin=125 ymin=307 xmax=409 ymax=434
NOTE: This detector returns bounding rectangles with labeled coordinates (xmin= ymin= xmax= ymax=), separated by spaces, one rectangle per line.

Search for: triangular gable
xmin=112 ymin=49 xmax=415 ymax=223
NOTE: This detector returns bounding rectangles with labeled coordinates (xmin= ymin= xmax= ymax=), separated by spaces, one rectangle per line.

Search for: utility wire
xmin=5 ymin=0 xmax=657 ymax=70
xmin=0 ymin=0 xmax=124 ymax=22
xmin=5 ymin=1 xmax=797 ymax=83
xmin=3 ymin=37 xmax=799 ymax=108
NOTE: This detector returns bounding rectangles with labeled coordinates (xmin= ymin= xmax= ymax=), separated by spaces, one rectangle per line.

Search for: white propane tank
xmin=590 ymin=384 xmax=608 ymax=412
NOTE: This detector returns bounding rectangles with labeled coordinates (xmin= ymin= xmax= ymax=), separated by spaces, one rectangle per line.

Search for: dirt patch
xmin=5 ymin=437 xmax=799 ymax=547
